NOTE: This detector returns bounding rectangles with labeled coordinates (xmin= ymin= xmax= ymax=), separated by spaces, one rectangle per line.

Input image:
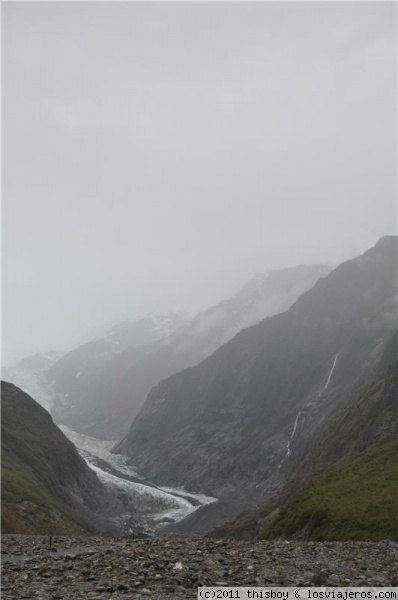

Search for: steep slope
xmin=209 ymin=356 xmax=398 ymax=540
xmin=283 ymin=350 xmax=398 ymax=486
xmin=1 ymin=382 xmax=134 ymax=535
xmin=48 ymin=313 xmax=188 ymax=394
xmin=45 ymin=313 xmax=188 ymax=438
xmin=117 ymin=236 xmax=397 ymax=531
xmin=64 ymin=264 xmax=328 ymax=440
xmin=166 ymin=264 xmax=330 ymax=364
xmin=259 ymin=431 xmax=398 ymax=541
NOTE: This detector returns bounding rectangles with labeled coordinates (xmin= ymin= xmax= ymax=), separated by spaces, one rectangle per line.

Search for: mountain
xmin=45 ymin=265 xmax=329 ymax=440
xmin=1 ymin=382 xmax=137 ymax=535
xmin=116 ymin=236 xmax=397 ymax=534
xmin=209 ymin=357 xmax=398 ymax=540
xmin=42 ymin=313 xmax=188 ymax=438
xmin=163 ymin=264 xmax=330 ymax=364
xmin=16 ymin=351 xmax=61 ymax=372
xmin=2 ymin=353 xmax=60 ymax=414
xmin=211 ymin=432 xmax=398 ymax=542
xmin=260 ymin=431 xmax=398 ymax=541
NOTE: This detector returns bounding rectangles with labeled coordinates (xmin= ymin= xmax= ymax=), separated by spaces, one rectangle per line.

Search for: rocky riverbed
xmin=1 ymin=536 xmax=397 ymax=600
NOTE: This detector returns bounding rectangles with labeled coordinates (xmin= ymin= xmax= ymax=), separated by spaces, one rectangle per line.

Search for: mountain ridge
xmin=208 ymin=353 xmax=397 ymax=540
xmin=8 ymin=264 xmax=330 ymax=440
xmin=116 ymin=236 xmax=397 ymax=533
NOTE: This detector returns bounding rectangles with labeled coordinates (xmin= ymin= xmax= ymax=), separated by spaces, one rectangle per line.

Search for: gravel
xmin=1 ymin=535 xmax=397 ymax=600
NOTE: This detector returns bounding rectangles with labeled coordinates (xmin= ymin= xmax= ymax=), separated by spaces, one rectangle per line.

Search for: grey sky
xmin=2 ymin=1 xmax=397 ymax=365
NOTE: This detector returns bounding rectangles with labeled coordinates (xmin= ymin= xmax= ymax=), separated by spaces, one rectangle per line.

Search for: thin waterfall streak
xmin=323 ymin=353 xmax=338 ymax=391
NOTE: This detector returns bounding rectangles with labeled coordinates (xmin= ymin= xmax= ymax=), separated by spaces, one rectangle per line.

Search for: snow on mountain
xmin=99 ymin=312 xmax=189 ymax=349
xmin=1 ymin=365 xmax=57 ymax=412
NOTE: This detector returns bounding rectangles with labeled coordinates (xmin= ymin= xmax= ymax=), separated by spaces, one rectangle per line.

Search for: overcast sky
xmin=2 ymin=1 xmax=397 ymax=365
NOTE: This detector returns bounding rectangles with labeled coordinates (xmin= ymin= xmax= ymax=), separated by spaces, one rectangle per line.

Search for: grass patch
xmin=1 ymin=382 xmax=97 ymax=534
xmin=259 ymin=432 xmax=398 ymax=541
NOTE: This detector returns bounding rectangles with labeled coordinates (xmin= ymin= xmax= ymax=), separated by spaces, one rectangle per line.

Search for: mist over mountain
xmin=2 ymin=264 xmax=330 ymax=440
xmin=1 ymin=351 xmax=63 ymax=414
xmin=35 ymin=264 xmax=329 ymax=440
xmin=1 ymin=237 xmax=397 ymax=541
xmin=116 ymin=236 xmax=397 ymax=534
xmin=45 ymin=312 xmax=188 ymax=436
xmin=3 ymin=0 xmax=397 ymax=550
xmin=164 ymin=264 xmax=331 ymax=364
xmin=2 ymin=314 xmax=187 ymax=435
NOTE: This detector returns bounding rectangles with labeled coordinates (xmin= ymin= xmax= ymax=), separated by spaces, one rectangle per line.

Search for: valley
xmin=118 ymin=236 xmax=398 ymax=534
xmin=59 ymin=426 xmax=217 ymax=535
xmin=2 ymin=237 xmax=397 ymax=544
xmin=3 ymin=4 xmax=397 ymax=597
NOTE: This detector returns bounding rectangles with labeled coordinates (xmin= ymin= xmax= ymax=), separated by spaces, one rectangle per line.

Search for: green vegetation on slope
xmin=2 ymin=452 xmax=94 ymax=534
xmin=1 ymin=382 xmax=97 ymax=534
xmin=289 ymin=360 xmax=398 ymax=484
xmin=210 ymin=359 xmax=398 ymax=541
xmin=259 ymin=432 xmax=398 ymax=541
xmin=209 ymin=502 xmax=277 ymax=541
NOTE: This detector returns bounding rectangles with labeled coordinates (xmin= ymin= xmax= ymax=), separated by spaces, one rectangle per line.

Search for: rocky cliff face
xmin=207 ymin=355 xmax=397 ymax=540
xmin=117 ymin=237 xmax=397 ymax=530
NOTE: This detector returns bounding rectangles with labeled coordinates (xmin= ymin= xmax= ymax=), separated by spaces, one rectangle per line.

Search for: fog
xmin=2 ymin=2 xmax=397 ymax=365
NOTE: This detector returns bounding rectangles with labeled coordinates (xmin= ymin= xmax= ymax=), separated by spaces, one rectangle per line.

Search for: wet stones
xmin=1 ymin=535 xmax=397 ymax=600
